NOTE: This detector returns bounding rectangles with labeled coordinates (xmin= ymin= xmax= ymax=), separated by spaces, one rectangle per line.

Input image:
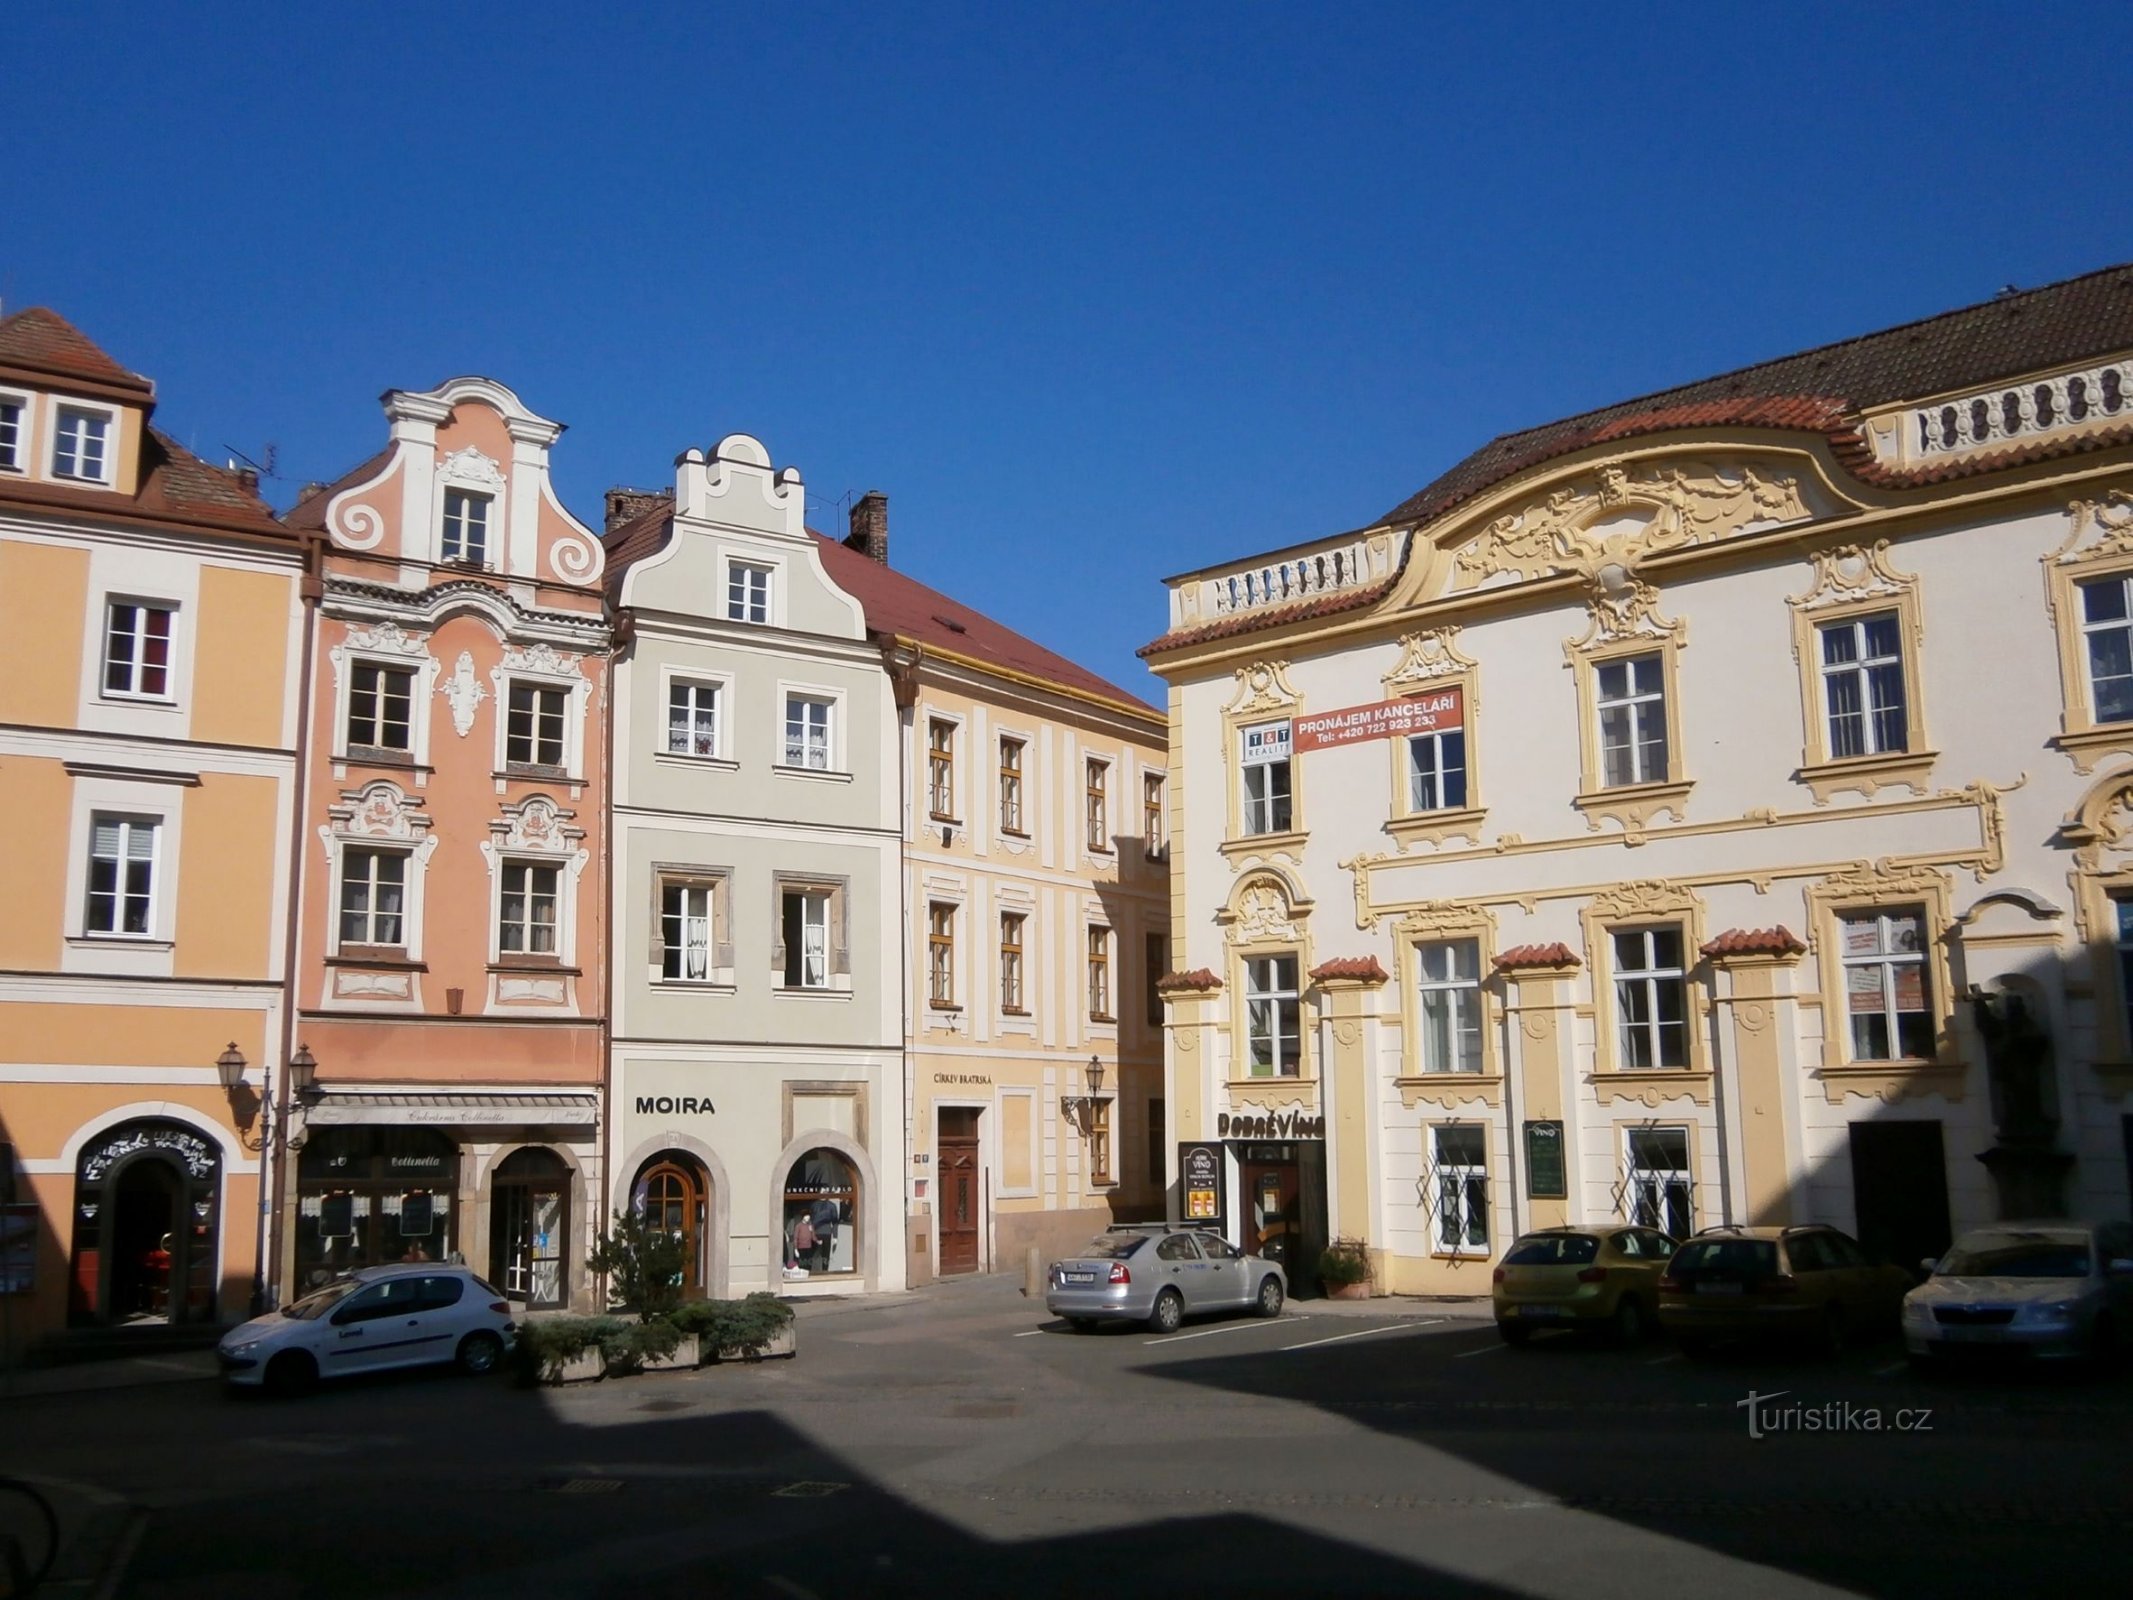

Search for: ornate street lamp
xmin=1063 ymin=1055 xmax=1107 ymax=1132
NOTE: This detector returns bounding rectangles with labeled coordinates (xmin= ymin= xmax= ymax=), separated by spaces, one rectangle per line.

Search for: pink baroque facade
xmin=280 ymin=377 xmax=611 ymax=1311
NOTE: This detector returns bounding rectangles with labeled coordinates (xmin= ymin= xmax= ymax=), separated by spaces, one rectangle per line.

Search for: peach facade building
xmin=0 ymin=310 xmax=305 ymax=1353
xmin=280 ymin=377 xmax=610 ymax=1311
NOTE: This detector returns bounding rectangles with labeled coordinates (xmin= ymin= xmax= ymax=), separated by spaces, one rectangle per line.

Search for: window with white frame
xmin=103 ymin=601 xmax=174 ymax=700
xmin=347 ymin=663 xmax=414 ymax=753
xmin=1624 ymin=1127 xmax=1692 ymax=1237
xmin=1433 ymin=1125 xmax=1489 ymax=1253
xmin=927 ymin=720 xmax=956 ymax=818
xmin=1596 ymin=653 xmax=1668 ymax=787
xmin=1819 ymin=612 xmax=1909 ymax=758
xmin=1089 ymin=1098 xmax=1113 ymax=1186
xmin=999 ymin=737 xmax=1026 ymax=833
xmin=1416 ymin=938 xmax=1483 ymax=1073
xmin=505 ymin=682 xmax=567 ymax=769
xmin=1088 ymin=925 xmax=1112 ymax=1019
xmin=728 ymin=561 xmax=772 ymax=624
xmin=780 ymin=885 xmax=831 ymax=988
xmin=498 ymin=862 xmax=560 ymax=956
xmin=2078 ymin=576 xmax=2133 ymax=725
xmin=440 ymin=489 xmax=490 ymax=565
xmin=667 ymin=678 xmax=721 ymax=758
xmin=53 ymin=406 xmax=110 ymax=482
xmin=1838 ymin=907 xmax=1933 ymax=1060
xmin=1408 ymin=728 xmax=1467 ymax=811
xmin=1244 ymin=954 xmax=1301 ymax=1077
xmin=660 ymin=879 xmax=720 ymax=982
xmin=1240 ymin=722 xmax=1293 ymax=833
xmin=783 ymin=693 xmax=833 ymax=770
xmin=84 ymin=814 xmax=158 ymax=937
xmin=1000 ymin=912 xmax=1026 ymax=1012
xmin=928 ymin=902 xmax=956 ymax=1007
xmin=0 ymin=397 xmax=22 ymax=470
xmin=1612 ymin=925 xmax=1689 ymax=1069
xmin=338 ymin=848 xmax=408 ymax=947
xmin=1085 ymin=758 xmax=1110 ymax=850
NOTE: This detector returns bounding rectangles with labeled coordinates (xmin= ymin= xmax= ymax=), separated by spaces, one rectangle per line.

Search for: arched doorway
xmin=68 ymin=1119 xmax=221 ymax=1327
xmin=780 ymin=1148 xmax=858 ymax=1279
xmin=632 ymin=1153 xmax=708 ymax=1299
xmin=490 ymin=1147 xmax=572 ymax=1308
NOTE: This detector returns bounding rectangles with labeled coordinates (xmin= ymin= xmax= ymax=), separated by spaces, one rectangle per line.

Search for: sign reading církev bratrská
xmin=1292 ymin=687 xmax=1463 ymax=753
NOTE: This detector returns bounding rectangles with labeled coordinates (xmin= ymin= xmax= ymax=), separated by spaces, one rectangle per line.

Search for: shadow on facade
xmin=0 ymin=1103 xmax=53 ymax=1366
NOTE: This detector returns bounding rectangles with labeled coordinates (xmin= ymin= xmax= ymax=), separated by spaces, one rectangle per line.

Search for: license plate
xmin=1064 ymin=1272 xmax=1095 ymax=1285
xmin=1696 ymin=1282 xmax=1744 ymax=1296
xmin=1517 ymin=1305 xmax=1568 ymax=1319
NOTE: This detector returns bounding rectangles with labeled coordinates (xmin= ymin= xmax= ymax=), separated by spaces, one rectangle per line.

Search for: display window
xmin=781 ymin=1148 xmax=857 ymax=1279
xmin=295 ymin=1127 xmax=458 ymax=1291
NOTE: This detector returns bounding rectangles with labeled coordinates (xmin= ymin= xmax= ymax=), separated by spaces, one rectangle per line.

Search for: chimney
xmin=232 ymin=466 xmax=260 ymax=494
xmin=604 ymin=486 xmax=670 ymax=536
xmin=845 ymin=489 xmax=888 ymax=566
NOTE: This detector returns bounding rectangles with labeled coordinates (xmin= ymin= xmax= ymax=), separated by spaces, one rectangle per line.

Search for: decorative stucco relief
xmin=1223 ymin=660 xmax=1302 ymax=717
xmin=438 ymin=446 xmax=506 ymax=488
xmin=500 ymin=641 xmax=584 ymax=680
xmin=1381 ymin=627 xmax=1476 ymax=693
xmin=440 ymin=651 xmax=487 ymax=736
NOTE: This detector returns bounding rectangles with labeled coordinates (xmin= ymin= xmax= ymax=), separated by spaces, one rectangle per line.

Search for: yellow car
xmin=1492 ymin=1226 xmax=1679 ymax=1345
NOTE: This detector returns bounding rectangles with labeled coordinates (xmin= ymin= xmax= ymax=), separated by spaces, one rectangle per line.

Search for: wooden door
xmin=938 ymin=1108 xmax=981 ymax=1275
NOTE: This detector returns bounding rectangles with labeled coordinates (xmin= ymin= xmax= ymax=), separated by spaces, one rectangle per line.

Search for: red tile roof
xmin=1140 ymin=575 xmax=1399 ymax=657
xmin=282 ymin=448 xmax=391 ymax=533
xmin=1308 ymin=955 xmax=1389 ymax=984
xmin=1494 ymin=942 xmax=1581 ymax=972
xmin=1701 ymin=926 xmax=1807 ymax=959
xmin=0 ymin=425 xmax=287 ymax=540
xmin=0 ymin=306 xmax=154 ymax=396
xmin=1156 ymin=968 xmax=1223 ymax=993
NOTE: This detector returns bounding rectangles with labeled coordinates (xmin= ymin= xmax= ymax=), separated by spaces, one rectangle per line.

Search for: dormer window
xmin=442 ymin=489 xmax=491 ymax=565
xmin=0 ymin=397 xmax=22 ymax=470
xmin=53 ymin=406 xmax=110 ymax=483
xmin=728 ymin=561 xmax=773 ymax=624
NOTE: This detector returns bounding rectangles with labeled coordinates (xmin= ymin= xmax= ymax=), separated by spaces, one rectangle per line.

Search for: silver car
xmin=1046 ymin=1226 xmax=1286 ymax=1334
xmin=1903 ymin=1221 xmax=2133 ymax=1366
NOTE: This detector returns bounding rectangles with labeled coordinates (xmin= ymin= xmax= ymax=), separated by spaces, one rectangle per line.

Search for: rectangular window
xmin=1433 ymin=1126 xmax=1489 ymax=1253
xmin=783 ymin=694 xmax=833 ymax=770
xmin=440 ymin=489 xmax=490 ymax=565
xmin=1840 ymin=907 xmax=1933 ymax=1060
xmin=927 ymin=720 xmax=955 ymax=818
xmin=666 ymin=678 xmax=720 ymax=758
xmin=498 ymin=862 xmax=559 ymax=955
xmin=928 ymin=903 xmax=956 ymax=1007
xmin=998 ymin=738 xmax=1025 ymax=833
xmin=347 ymin=663 xmax=414 ymax=752
xmin=1087 ymin=926 xmax=1112 ymax=1018
xmin=1145 ymin=931 xmax=1166 ymax=1027
xmin=103 ymin=602 xmax=174 ymax=699
xmin=1820 ymin=612 xmax=1908 ymax=758
xmin=85 ymin=814 xmax=158 ymax=937
xmin=505 ymin=683 xmax=567 ymax=768
xmin=1090 ymin=1098 xmax=1113 ymax=1187
xmin=0 ymin=397 xmax=22 ymax=469
xmin=338 ymin=848 xmax=406 ymax=946
xmin=1000 ymin=912 xmax=1025 ymax=1012
xmin=1596 ymin=653 xmax=1668 ymax=787
xmin=2080 ymin=576 xmax=2133 ymax=725
xmin=2116 ymin=896 xmax=2133 ymax=1049
xmin=1240 ymin=722 xmax=1293 ymax=834
xmin=1408 ymin=729 xmax=1468 ymax=811
xmin=1147 ymin=1098 xmax=1166 ymax=1187
xmin=1612 ymin=925 xmax=1688 ymax=1068
xmin=728 ymin=561 xmax=772 ymax=624
xmin=53 ymin=406 xmax=109 ymax=481
xmin=661 ymin=881 xmax=716 ymax=981
xmin=1416 ymin=939 xmax=1483 ymax=1073
xmin=1244 ymin=954 xmax=1301 ymax=1077
xmin=1085 ymin=758 xmax=1109 ymax=850
xmin=781 ymin=887 xmax=830 ymax=988
xmin=1624 ymin=1128 xmax=1692 ymax=1237
xmin=1144 ymin=773 xmax=1165 ymax=858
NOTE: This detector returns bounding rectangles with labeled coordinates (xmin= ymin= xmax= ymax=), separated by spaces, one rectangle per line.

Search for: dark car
xmin=1658 ymin=1225 xmax=1910 ymax=1356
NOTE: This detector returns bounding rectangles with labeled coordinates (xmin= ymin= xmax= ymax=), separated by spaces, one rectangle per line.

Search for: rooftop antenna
xmin=223 ymin=442 xmax=280 ymax=480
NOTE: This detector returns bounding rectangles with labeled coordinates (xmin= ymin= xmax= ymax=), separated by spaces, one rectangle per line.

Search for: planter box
xmin=1323 ymin=1281 xmax=1373 ymax=1301
xmin=549 ymin=1348 xmax=605 ymax=1384
xmin=640 ymin=1334 xmax=698 ymax=1373
xmin=712 ymin=1324 xmax=797 ymax=1363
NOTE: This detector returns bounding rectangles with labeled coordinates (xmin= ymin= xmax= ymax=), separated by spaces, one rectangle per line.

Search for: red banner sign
xmin=1292 ymin=688 xmax=1463 ymax=752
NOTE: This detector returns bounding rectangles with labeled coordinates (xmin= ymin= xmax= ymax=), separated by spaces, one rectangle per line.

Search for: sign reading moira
xmin=1292 ymin=688 xmax=1463 ymax=753
xmin=635 ymin=1096 xmax=715 ymax=1116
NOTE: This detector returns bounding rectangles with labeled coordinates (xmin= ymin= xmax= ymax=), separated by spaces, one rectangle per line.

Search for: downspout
xmin=883 ymin=638 xmax=922 ymax=1283
xmin=598 ymin=607 xmax=627 ymax=1305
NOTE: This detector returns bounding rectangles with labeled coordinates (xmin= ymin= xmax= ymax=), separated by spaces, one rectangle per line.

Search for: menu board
xmin=1523 ymin=1120 xmax=1567 ymax=1200
xmin=1179 ymin=1142 xmax=1225 ymax=1223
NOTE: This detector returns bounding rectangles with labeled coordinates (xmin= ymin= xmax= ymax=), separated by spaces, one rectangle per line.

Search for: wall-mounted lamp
xmin=1061 ymin=1055 xmax=1107 ymax=1133
xmin=287 ymin=1042 xmax=319 ymax=1103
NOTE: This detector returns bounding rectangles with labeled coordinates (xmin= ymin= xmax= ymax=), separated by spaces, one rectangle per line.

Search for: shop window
xmin=782 ymin=1148 xmax=858 ymax=1279
xmin=491 ymin=1146 xmax=571 ymax=1308
xmin=294 ymin=1128 xmax=458 ymax=1293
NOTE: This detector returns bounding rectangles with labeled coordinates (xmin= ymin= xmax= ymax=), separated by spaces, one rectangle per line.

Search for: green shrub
xmin=1317 ymin=1237 xmax=1373 ymax=1287
xmin=668 ymin=1292 xmax=795 ymax=1358
xmin=597 ymin=1315 xmax=683 ymax=1374
xmin=513 ymin=1315 xmax=625 ymax=1384
xmin=586 ymin=1209 xmax=688 ymax=1317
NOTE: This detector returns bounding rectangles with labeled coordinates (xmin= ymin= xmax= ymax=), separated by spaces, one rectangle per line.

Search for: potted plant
xmin=1317 ymin=1237 xmax=1374 ymax=1300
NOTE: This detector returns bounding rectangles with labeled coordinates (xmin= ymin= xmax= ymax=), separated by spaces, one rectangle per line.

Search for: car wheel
xmin=1148 ymin=1289 xmax=1184 ymax=1336
xmin=264 ymin=1350 xmax=318 ymax=1397
xmin=1498 ymin=1320 xmax=1533 ymax=1347
xmin=1611 ymin=1295 xmax=1646 ymax=1347
xmin=1255 ymin=1276 xmax=1285 ymax=1318
xmin=456 ymin=1331 xmax=504 ymax=1376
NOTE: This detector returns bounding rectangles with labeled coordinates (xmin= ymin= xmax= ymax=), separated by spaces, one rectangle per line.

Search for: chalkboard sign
xmin=1523 ymin=1120 xmax=1566 ymax=1200
xmin=1179 ymin=1142 xmax=1225 ymax=1224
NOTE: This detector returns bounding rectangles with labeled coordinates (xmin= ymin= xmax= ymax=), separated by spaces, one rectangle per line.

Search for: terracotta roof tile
xmin=1308 ymin=955 xmax=1390 ymax=984
xmin=1701 ymin=926 xmax=1807 ymax=959
xmin=0 ymin=306 xmax=153 ymax=394
xmin=1139 ymin=574 xmax=1398 ymax=657
xmin=1494 ymin=942 xmax=1581 ymax=972
xmin=600 ymin=492 xmax=674 ymax=578
xmin=1156 ymin=967 xmax=1223 ymax=993
xmin=281 ymin=448 xmax=391 ymax=532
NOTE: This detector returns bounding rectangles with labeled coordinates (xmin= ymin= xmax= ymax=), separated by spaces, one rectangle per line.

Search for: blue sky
xmin=5 ymin=3 xmax=2130 ymax=699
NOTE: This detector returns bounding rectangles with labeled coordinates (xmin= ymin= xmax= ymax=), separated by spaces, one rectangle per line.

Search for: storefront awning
xmin=300 ymin=1091 xmax=600 ymax=1129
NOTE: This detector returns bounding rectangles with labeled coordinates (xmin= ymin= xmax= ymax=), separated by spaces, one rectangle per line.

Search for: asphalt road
xmin=3 ymin=1277 xmax=2128 ymax=1599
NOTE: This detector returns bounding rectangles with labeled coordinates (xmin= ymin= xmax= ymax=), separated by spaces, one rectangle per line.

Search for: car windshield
xmin=281 ymin=1280 xmax=361 ymax=1320
xmin=1503 ymin=1234 xmax=1599 ymax=1266
xmin=1075 ymin=1233 xmax=1148 ymax=1261
xmin=1671 ymin=1239 xmax=1777 ymax=1274
xmin=1937 ymin=1236 xmax=2091 ymax=1278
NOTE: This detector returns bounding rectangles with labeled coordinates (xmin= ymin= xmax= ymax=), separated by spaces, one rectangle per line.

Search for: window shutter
xmin=93 ymin=818 xmax=121 ymax=858
xmin=713 ymin=877 xmax=734 ymax=971
xmin=831 ymin=883 xmax=850 ymax=976
xmin=653 ymin=880 xmax=670 ymax=956
xmin=771 ymin=886 xmax=789 ymax=975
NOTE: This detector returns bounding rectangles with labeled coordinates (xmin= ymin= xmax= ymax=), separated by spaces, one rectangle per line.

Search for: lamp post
xmin=1063 ymin=1055 xmax=1106 ymax=1132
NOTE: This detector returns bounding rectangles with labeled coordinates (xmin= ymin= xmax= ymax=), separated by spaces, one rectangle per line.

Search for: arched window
xmin=781 ymin=1148 xmax=857 ymax=1278
xmin=491 ymin=1146 xmax=572 ymax=1308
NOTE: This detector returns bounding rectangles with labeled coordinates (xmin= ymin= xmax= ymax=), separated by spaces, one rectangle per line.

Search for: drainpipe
xmin=598 ymin=608 xmax=629 ymax=1303
xmin=883 ymin=638 xmax=921 ymax=1285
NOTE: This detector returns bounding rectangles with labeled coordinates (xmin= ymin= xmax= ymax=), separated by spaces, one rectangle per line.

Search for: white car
xmin=1904 ymin=1221 xmax=2133 ymax=1367
xmin=219 ymin=1264 xmax=516 ymax=1392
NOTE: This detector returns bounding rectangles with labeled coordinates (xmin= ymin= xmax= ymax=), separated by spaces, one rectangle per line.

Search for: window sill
xmin=928 ymin=1002 xmax=963 ymax=1014
xmin=1795 ymin=749 xmax=1938 ymax=803
xmin=1218 ymin=830 xmax=1308 ymax=861
xmin=1589 ymin=1067 xmax=1714 ymax=1105
xmin=1000 ymin=1007 xmax=1032 ymax=1020
xmin=999 ymin=827 xmax=1030 ymax=841
xmin=655 ymin=751 xmax=738 ymax=773
xmin=928 ymin=812 xmax=960 ymax=826
xmin=1813 ymin=1058 xmax=1968 ymax=1104
xmin=328 ymin=949 xmax=424 ymax=970
xmin=1385 ymin=806 xmax=1488 ymax=848
xmin=1089 ymin=1013 xmax=1117 ymax=1025
xmin=1572 ymin=780 xmax=1692 ymax=834
xmin=653 ymin=976 xmax=736 ymax=993
xmin=1225 ymin=1076 xmax=1313 ymax=1089
xmin=67 ymin=934 xmax=173 ymax=952
xmin=490 ymin=957 xmax=580 ymax=975
xmin=774 ymin=984 xmax=853 ymax=1000
xmin=2051 ymin=724 xmax=2133 ymax=774
xmin=773 ymin=764 xmax=853 ymax=784
xmin=498 ymin=764 xmax=576 ymax=783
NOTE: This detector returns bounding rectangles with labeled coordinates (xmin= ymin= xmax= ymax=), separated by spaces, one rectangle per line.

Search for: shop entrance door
xmin=1239 ymin=1154 xmax=1301 ymax=1274
xmin=938 ymin=1108 xmax=981 ymax=1275
xmin=1848 ymin=1120 xmax=1952 ymax=1270
xmin=491 ymin=1147 xmax=571 ymax=1309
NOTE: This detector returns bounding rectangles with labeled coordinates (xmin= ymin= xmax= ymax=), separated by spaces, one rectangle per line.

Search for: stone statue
xmin=1967 ymin=986 xmax=2057 ymax=1141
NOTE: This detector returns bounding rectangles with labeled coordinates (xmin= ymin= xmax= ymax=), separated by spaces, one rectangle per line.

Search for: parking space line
xmin=1453 ymin=1339 xmax=1506 ymax=1358
xmin=1146 ymin=1317 xmax=1311 ymax=1346
xmin=1872 ymin=1359 xmax=1907 ymax=1376
xmin=1012 ymin=1329 xmax=1045 ymax=1338
xmin=1645 ymin=1352 xmax=1683 ymax=1365
xmin=1283 ymin=1319 xmax=1442 ymax=1353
